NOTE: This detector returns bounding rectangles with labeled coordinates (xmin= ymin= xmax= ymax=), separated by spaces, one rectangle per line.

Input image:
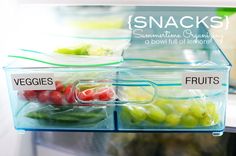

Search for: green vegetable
xmin=55 ymin=44 xmax=113 ymax=56
xmin=27 ymin=111 xmax=82 ymax=122
xmin=55 ymin=44 xmax=90 ymax=55
xmin=26 ymin=105 xmax=106 ymax=124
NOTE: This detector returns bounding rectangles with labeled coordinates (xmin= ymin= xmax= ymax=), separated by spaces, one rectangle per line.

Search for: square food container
xmin=4 ymin=63 xmax=123 ymax=131
xmin=116 ymin=64 xmax=230 ymax=136
xmin=13 ymin=29 xmax=131 ymax=66
xmin=116 ymin=31 xmax=231 ymax=136
xmin=4 ymin=46 xmax=230 ymax=136
xmin=54 ymin=6 xmax=135 ymax=30
xmin=3 ymin=23 xmax=231 ymax=136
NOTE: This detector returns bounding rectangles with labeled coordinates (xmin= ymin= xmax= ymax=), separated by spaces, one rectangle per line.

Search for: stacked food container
xmin=3 ymin=6 xmax=231 ymax=136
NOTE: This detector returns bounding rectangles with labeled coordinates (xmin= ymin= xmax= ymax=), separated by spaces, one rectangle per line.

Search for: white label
xmin=182 ymin=72 xmax=223 ymax=89
xmin=11 ymin=73 xmax=56 ymax=91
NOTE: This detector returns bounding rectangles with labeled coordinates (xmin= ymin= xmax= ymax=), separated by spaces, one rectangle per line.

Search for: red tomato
xmin=36 ymin=90 xmax=46 ymax=93
xmin=37 ymin=91 xmax=50 ymax=104
xmin=78 ymin=89 xmax=94 ymax=101
xmin=55 ymin=81 xmax=65 ymax=92
xmin=95 ymin=88 xmax=114 ymax=101
xmin=64 ymin=84 xmax=78 ymax=104
xmin=23 ymin=90 xmax=37 ymax=101
xmin=50 ymin=91 xmax=63 ymax=105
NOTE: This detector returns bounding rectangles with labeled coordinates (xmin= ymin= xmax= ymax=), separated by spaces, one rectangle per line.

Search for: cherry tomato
xmin=36 ymin=90 xmax=46 ymax=93
xmin=37 ymin=90 xmax=50 ymax=104
xmin=55 ymin=81 xmax=65 ymax=92
xmin=78 ymin=89 xmax=94 ymax=101
xmin=95 ymin=87 xmax=114 ymax=101
xmin=23 ymin=90 xmax=37 ymax=101
xmin=50 ymin=91 xmax=63 ymax=105
xmin=64 ymin=84 xmax=78 ymax=104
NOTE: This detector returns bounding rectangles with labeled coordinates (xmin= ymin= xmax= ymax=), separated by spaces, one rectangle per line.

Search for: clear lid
xmin=122 ymin=45 xmax=231 ymax=68
xmin=4 ymin=6 xmax=232 ymax=69
xmin=4 ymin=42 xmax=231 ymax=69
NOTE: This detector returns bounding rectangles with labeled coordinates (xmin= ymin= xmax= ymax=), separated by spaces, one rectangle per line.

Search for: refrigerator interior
xmin=1 ymin=4 xmax=236 ymax=156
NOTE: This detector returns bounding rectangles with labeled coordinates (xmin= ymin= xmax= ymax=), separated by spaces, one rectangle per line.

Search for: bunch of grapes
xmin=121 ymin=99 xmax=220 ymax=128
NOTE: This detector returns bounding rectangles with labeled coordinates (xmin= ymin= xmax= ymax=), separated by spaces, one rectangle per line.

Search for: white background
xmin=18 ymin=0 xmax=236 ymax=7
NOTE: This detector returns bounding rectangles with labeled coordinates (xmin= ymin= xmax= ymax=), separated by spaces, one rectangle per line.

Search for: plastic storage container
xmin=116 ymin=33 xmax=231 ymax=136
xmin=4 ymin=63 xmax=118 ymax=131
xmin=14 ymin=29 xmax=131 ymax=66
xmin=55 ymin=6 xmax=135 ymax=30
xmin=4 ymin=39 xmax=230 ymax=136
xmin=116 ymin=64 xmax=229 ymax=135
xmin=4 ymin=6 xmax=231 ymax=135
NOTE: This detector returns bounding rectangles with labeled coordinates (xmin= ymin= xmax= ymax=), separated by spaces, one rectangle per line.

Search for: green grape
xmin=205 ymin=102 xmax=221 ymax=125
xmin=200 ymin=115 xmax=213 ymax=127
xmin=189 ymin=103 xmax=206 ymax=119
xmin=155 ymin=99 xmax=170 ymax=106
xmin=159 ymin=104 xmax=175 ymax=114
xmin=121 ymin=107 xmax=132 ymax=123
xmin=206 ymin=102 xmax=217 ymax=115
xmin=165 ymin=114 xmax=181 ymax=126
xmin=175 ymin=104 xmax=190 ymax=115
xmin=128 ymin=106 xmax=147 ymax=123
xmin=204 ymin=102 xmax=220 ymax=124
xmin=213 ymin=113 xmax=220 ymax=124
xmin=146 ymin=105 xmax=166 ymax=123
xmin=181 ymin=115 xmax=198 ymax=128
xmin=155 ymin=99 xmax=175 ymax=114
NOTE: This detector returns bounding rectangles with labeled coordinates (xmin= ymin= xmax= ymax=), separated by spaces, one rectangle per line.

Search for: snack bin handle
xmin=72 ymin=79 xmax=158 ymax=106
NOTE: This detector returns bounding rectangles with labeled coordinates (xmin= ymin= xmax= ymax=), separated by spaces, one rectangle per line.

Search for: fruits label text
xmin=182 ymin=72 xmax=223 ymax=89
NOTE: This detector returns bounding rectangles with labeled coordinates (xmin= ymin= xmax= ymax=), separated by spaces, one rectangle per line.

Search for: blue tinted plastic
xmin=4 ymin=62 xmax=230 ymax=134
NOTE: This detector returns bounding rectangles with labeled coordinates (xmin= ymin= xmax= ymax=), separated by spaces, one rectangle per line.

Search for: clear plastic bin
xmin=14 ymin=29 xmax=131 ymax=66
xmin=116 ymin=68 xmax=228 ymax=134
xmin=4 ymin=44 xmax=230 ymax=135
xmin=4 ymin=67 xmax=117 ymax=131
xmin=115 ymin=35 xmax=230 ymax=135
xmin=3 ymin=12 xmax=231 ymax=135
